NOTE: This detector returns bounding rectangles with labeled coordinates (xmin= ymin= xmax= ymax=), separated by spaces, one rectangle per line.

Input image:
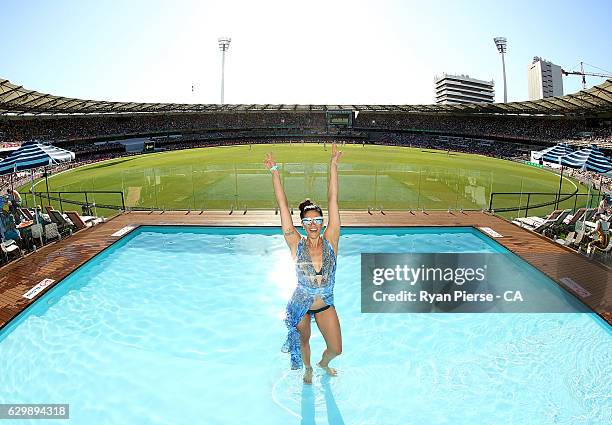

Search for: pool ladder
xmin=229 ymin=204 xmax=247 ymax=215
xmin=368 ymin=205 xmax=385 ymax=215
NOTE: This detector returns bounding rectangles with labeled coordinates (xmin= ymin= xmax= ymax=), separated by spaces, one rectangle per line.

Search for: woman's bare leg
xmin=297 ymin=313 xmax=313 ymax=383
xmin=314 ymin=306 xmax=342 ymax=376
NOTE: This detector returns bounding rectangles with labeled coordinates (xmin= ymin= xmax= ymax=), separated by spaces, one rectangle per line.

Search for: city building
xmin=434 ymin=74 xmax=495 ymax=104
xmin=528 ymin=57 xmax=564 ymax=100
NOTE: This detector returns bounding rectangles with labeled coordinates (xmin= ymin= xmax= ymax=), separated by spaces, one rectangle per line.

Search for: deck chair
xmin=49 ymin=210 xmax=75 ymax=236
xmin=1 ymin=239 xmax=22 ymax=262
xmin=563 ymin=208 xmax=586 ymax=226
xmin=532 ymin=219 xmax=554 ymax=234
xmin=19 ymin=207 xmax=34 ymax=221
xmin=550 ymin=209 xmax=581 ymax=236
xmin=80 ymin=215 xmax=106 ymax=226
xmin=532 ymin=210 xmax=571 ymax=234
xmin=584 ymin=208 xmax=596 ymax=222
xmin=514 ymin=209 xmax=563 ymax=228
xmin=65 ymin=211 xmax=90 ymax=231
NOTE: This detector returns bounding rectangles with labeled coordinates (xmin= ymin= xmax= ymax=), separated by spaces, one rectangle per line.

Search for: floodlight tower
xmin=493 ymin=37 xmax=508 ymax=103
xmin=218 ymin=37 xmax=231 ymax=104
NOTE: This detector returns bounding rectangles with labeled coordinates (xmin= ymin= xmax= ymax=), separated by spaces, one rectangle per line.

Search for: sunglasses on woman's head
xmin=302 ymin=217 xmax=324 ymax=225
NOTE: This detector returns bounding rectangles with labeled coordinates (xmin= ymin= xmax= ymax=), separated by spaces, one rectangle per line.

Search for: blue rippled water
xmin=0 ymin=226 xmax=610 ymax=425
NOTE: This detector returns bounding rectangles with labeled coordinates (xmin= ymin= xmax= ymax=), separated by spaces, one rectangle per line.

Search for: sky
xmin=1 ymin=0 xmax=611 ymax=105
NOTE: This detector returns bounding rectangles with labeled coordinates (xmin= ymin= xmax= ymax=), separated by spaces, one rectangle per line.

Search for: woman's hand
xmin=331 ymin=142 xmax=343 ymax=164
xmin=263 ymin=152 xmax=276 ymax=170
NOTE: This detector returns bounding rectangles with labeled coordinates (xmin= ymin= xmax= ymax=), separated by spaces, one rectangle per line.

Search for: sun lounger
xmin=19 ymin=207 xmax=34 ymax=221
xmin=523 ymin=210 xmax=571 ymax=234
xmin=513 ymin=209 xmax=564 ymax=228
xmin=532 ymin=219 xmax=555 ymax=234
xmin=65 ymin=211 xmax=91 ymax=231
xmin=80 ymin=215 xmax=106 ymax=225
xmin=563 ymin=208 xmax=586 ymax=226
xmin=513 ymin=216 xmax=544 ymax=228
xmin=48 ymin=210 xmax=75 ymax=236
xmin=583 ymin=208 xmax=596 ymax=222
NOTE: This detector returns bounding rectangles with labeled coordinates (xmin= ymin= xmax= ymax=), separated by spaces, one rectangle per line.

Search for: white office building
xmin=528 ymin=57 xmax=563 ymax=100
xmin=434 ymin=74 xmax=495 ymax=104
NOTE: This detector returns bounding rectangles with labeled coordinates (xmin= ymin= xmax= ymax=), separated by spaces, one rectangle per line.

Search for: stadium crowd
xmin=1 ymin=111 xmax=610 ymax=199
xmin=355 ymin=113 xmax=612 ymax=145
xmin=67 ymin=141 xmax=124 ymax=154
xmin=371 ymin=132 xmax=526 ymax=159
xmin=565 ymin=168 xmax=612 ymax=192
xmin=0 ymin=113 xmax=328 ymax=144
xmin=1 ymin=112 xmax=610 ymax=147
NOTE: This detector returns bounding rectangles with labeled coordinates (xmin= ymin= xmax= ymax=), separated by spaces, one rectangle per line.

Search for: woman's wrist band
xmin=269 ymin=165 xmax=279 ymax=173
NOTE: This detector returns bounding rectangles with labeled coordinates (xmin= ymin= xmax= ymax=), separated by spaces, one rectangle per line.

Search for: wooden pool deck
xmin=1 ymin=210 xmax=610 ymax=331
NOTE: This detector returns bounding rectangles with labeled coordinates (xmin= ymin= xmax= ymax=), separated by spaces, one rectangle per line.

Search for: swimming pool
xmin=0 ymin=226 xmax=610 ymax=424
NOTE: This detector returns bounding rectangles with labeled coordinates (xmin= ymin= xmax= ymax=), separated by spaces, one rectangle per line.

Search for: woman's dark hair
xmin=298 ymin=198 xmax=323 ymax=219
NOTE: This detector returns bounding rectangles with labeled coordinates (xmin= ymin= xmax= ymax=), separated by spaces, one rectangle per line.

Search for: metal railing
xmin=488 ymin=190 xmax=602 ymax=217
xmin=25 ymin=190 xmax=125 ymax=214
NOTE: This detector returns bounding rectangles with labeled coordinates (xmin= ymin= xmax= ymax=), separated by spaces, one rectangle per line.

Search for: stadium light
xmin=493 ymin=37 xmax=508 ymax=103
xmin=218 ymin=37 xmax=231 ymax=104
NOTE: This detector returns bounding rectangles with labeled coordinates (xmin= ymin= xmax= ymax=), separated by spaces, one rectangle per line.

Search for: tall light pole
xmin=218 ymin=37 xmax=231 ymax=104
xmin=493 ymin=37 xmax=508 ymax=103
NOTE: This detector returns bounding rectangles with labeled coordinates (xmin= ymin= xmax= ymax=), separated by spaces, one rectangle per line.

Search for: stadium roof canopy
xmin=0 ymin=77 xmax=611 ymax=117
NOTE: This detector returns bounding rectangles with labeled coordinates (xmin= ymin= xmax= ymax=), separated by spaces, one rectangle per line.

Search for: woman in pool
xmin=264 ymin=143 xmax=343 ymax=384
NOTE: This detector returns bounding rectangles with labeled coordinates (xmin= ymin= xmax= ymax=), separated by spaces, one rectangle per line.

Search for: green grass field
xmin=21 ymin=143 xmax=596 ymax=218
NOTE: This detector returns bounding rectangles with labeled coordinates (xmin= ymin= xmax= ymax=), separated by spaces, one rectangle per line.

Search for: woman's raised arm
xmin=324 ymin=143 xmax=342 ymax=254
xmin=264 ymin=152 xmax=301 ymax=252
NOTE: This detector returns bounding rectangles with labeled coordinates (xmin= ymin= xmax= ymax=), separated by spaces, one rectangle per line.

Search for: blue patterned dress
xmin=281 ymin=235 xmax=337 ymax=369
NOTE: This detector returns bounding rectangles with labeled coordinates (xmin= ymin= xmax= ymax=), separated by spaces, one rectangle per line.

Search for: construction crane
xmin=561 ymin=62 xmax=612 ymax=89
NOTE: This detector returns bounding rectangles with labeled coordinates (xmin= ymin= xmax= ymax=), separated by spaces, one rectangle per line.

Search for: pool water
xmin=0 ymin=227 xmax=610 ymax=425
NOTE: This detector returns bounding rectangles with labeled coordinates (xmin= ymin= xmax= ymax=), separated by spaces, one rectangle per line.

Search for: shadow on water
xmin=300 ymin=375 xmax=345 ymax=425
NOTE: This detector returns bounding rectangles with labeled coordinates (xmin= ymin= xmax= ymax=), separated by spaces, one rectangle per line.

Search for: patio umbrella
xmin=540 ymin=143 xmax=575 ymax=163
xmin=533 ymin=143 xmax=569 ymax=161
xmin=537 ymin=143 xmax=575 ymax=208
xmin=560 ymin=144 xmax=612 ymax=173
xmin=560 ymin=144 xmax=612 ymax=228
xmin=0 ymin=141 xmax=75 ymax=227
